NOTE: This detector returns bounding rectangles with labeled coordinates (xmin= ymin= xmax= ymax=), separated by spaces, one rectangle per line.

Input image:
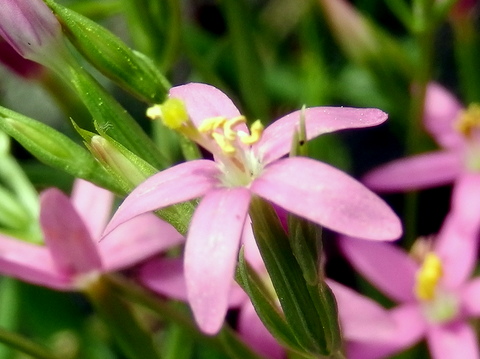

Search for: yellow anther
xmin=240 ymin=120 xmax=264 ymax=145
xmin=147 ymin=98 xmax=190 ymax=130
xmin=224 ymin=116 xmax=247 ymax=140
xmin=415 ymin=252 xmax=443 ymax=301
xmin=454 ymin=103 xmax=480 ymax=137
xmin=212 ymin=132 xmax=236 ymax=154
xmin=198 ymin=117 xmax=226 ymax=133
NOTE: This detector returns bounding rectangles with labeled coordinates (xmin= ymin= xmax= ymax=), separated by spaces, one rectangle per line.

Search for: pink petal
xmin=40 ymin=189 xmax=103 ymax=276
xmin=71 ymin=179 xmax=114 ymax=239
xmin=104 ymin=160 xmax=219 ymax=236
xmin=347 ymin=304 xmax=426 ymax=359
xmin=451 ymin=172 xmax=480 ymax=229
xmin=434 ymin=173 xmax=480 ymax=288
xmin=339 ymin=237 xmax=417 ymax=302
xmin=434 ymin=213 xmax=479 ymax=289
xmin=363 ymin=150 xmax=462 ymax=192
xmin=327 ymin=280 xmax=396 ymax=341
xmin=185 ymin=187 xmax=251 ymax=335
xmin=138 ymin=257 xmax=188 ymax=301
xmin=0 ymin=234 xmax=69 ymax=290
xmin=139 ymin=256 xmax=247 ymax=307
xmin=427 ymin=322 xmax=479 ymax=359
xmin=100 ymin=213 xmax=184 ymax=272
xmin=170 ymin=83 xmax=243 ymax=128
xmin=238 ymin=300 xmax=284 ymax=359
xmin=242 ymin=217 xmax=265 ymax=272
xmin=424 ymin=83 xmax=464 ymax=150
xmin=251 ymin=157 xmax=402 ymax=240
xmin=256 ymin=107 xmax=388 ymax=164
xmin=461 ymin=278 xmax=480 ymax=316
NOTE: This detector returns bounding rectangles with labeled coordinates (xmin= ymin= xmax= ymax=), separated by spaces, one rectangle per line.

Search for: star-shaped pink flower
xmin=364 ymin=83 xmax=477 ymax=192
xmin=335 ymin=175 xmax=480 ymax=359
xmin=104 ymin=82 xmax=402 ymax=334
xmin=0 ymin=179 xmax=183 ymax=291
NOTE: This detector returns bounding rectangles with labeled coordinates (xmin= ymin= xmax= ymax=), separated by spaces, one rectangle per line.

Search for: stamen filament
xmin=224 ymin=116 xmax=247 ymax=140
xmin=240 ymin=120 xmax=264 ymax=145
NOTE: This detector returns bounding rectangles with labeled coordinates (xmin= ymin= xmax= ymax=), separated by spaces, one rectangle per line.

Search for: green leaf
xmin=84 ymin=277 xmax=162 ymax=359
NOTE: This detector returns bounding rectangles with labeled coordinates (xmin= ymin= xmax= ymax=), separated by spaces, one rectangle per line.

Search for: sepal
xmin=235 ymin=249 xmax=304 ymax=353
xmin=249 ymin=197 xmax=343 ymax=356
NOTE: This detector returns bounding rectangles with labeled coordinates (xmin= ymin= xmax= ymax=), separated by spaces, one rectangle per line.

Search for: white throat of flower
xmin=414 ymin=252 xmax=459 ymax=324
xmin=147 ymin=98 xmax=265 ymax=187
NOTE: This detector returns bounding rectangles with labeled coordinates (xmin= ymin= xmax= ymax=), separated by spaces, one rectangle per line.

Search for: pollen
xmin=415 ymin=252 xmax=443 ymax=301
xmin=198 ymin=115 xmax=264 ymax=155
xmin=147 ymin=98 xmax=190 ymax=130
xmin=454 ymin=103 xmax=480 ymax=138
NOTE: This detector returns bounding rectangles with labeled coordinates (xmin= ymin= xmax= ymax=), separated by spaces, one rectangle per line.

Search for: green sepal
xmin=289 ymin=107 xmax=308 ymax=158
xmin=0 ymin=132 xmax=39 ymax=220
xmin=83 ymin=276 xmax=162 ymax=359
xmin=43 ymin=0 xmax=170 ymax=104
xmin=74 ymin=121 xmax=195 ymax=236
xmin=0 ymin=106 xmax=123 ymax=195
xmin=235 ymin=250 xmax=304 ymax=353
xmin=287 ymin=213 xmax=322 ymax=286
xmin=0 ymin=186 xmax=31 ymax=231
xmin=249 ymin=197 xmax=331 ymax=356
xmin=59 ymin=58 xmax=168 ymax=170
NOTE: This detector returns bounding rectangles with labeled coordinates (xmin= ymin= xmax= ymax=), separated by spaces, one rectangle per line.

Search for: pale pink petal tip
xmin=170 ymin=83 xmax=241 ymax=127
xmin=185 ymin=187 xmax=251 ymax=334
xmin=252 ymin=157 xmax=402 ymax=241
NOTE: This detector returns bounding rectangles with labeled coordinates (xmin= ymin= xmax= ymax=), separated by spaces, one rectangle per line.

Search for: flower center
xmin=454 ymin=103 xmax=480 ymax=171
xmin=415 ymin=252 xmax=443 ymax=301
xmin=414 ymin=252 xmax=459 ymax=324
xmin=147 ymin=98 xmax=265 ymax=187
xmin=454 ymin=103 xmax=480 ymax=139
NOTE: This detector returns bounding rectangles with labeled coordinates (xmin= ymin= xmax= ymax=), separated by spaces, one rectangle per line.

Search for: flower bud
xmin=0 ymin=106 xmax=123 ymax=194
xmin=43 ymin=0 xmax=170 ymax=103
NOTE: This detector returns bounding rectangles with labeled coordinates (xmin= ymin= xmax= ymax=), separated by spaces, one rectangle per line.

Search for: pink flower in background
xmin=138 ymin=225 xmax=284 ymax=359
xmin=364 ymin=83 xmax=479 ymax=192
xmin=104 ymin=82 xmax=402 ymax=335
xmin=0 ymin=37 xmax=43 ymax=79
xmin=335 ymin=175 xmax=480 ymax=359
xmin=0 ymin=0 xmax=66 ymax=67
xmin=0 ymin=180 xmax=183 ymax=291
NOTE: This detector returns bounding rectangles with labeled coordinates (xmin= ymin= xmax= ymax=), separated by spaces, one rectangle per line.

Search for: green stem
xmin=403 ymin=3 xmax=436 ymax=247
xmin=221 ymin=0 xmax=269 ymax=120
xmin=104 ymin=274 xmax=268 ymax=359
xmin=83 ymin=276 xmax=162 ymax=359
xmin=0 ymin=327 xmax=60 ymax=359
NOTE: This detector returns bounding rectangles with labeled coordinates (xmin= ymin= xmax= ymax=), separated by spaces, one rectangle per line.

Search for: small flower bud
xmin=43 ymin=0 xmax=170 ymax=103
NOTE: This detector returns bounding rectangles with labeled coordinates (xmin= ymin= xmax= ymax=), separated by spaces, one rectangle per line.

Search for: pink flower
xmin=0 ymin=37 xmax=43 ymax=78
xmin=138 ymin=224 xmax=284 ymax=359
xmin=335 ymin=174 xmax=480 ymax=359
xmin=0 ymin=180 xmax=183 ymax=291
xmin=364 ymin=83 xmax=477 ymax=192
xmin=104 ymin=82 xmax=402 ymax=334
xmin=0 ymin=0 xmax=65 ymax=66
